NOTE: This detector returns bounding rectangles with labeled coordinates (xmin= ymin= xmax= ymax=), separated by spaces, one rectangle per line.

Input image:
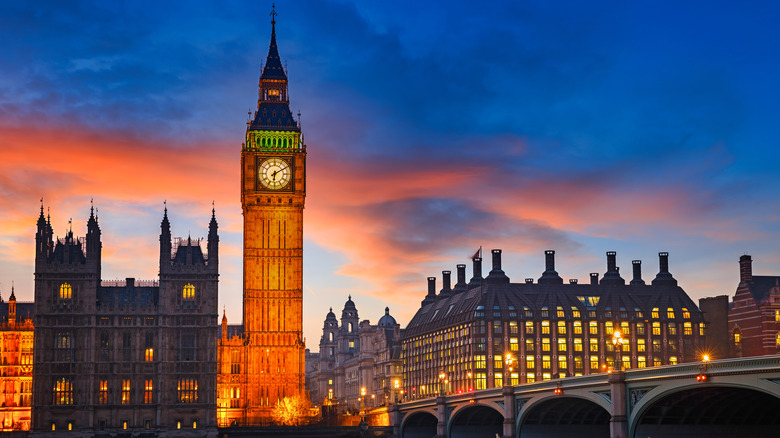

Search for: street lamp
xmin=505 ymin=353 xmax=515 ymax=386
xmin=612 ymin=329 xmax=624 ymax=371
xmin=467 ymin=371 xmax=473 ymax=391
xmin=438 ymin=370 xmax=446 ymax=396
xmin=393 ymin=379 xmax=400 ymax=404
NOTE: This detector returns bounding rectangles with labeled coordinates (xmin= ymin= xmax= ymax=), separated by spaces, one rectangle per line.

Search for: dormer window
xmin=59 ymin=283 xmax=72 ymax=300
xmin=183 ymin=284 xmax=195 ymax=300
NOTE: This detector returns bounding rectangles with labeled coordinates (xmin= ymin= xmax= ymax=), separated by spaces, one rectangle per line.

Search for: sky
xmin=1 ymin=1 xmax=780 ymax=348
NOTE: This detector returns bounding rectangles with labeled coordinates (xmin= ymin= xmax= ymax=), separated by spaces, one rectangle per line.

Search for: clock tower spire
xmin=236 ymin=5 xmax=306 ymax=425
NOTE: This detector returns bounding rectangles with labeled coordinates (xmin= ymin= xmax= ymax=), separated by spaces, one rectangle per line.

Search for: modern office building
xmin=401 ymin=249 xmax=706 ymax=399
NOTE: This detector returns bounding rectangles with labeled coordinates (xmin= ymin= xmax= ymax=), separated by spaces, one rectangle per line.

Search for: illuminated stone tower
xmin=241 ymin=10 xmax=306 ymax=424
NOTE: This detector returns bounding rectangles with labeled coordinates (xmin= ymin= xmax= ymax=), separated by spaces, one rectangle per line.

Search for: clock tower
xmin=241 ymin=10 xmax=306 ymax=424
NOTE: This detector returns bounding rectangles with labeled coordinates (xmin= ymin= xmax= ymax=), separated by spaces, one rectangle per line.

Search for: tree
xmin=272 ymin=395 xmax=312 ymax=426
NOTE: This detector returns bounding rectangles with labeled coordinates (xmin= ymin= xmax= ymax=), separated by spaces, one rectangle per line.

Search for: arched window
xmin=59 ymin=283 xmax=72 ymax=300
xmin=182 ymin=284 xmax=195 ymax=300
xmin=328 ymin=332 xmax=334 ymax=342
xmin=348 ymin=322 xmax=354 ymax=333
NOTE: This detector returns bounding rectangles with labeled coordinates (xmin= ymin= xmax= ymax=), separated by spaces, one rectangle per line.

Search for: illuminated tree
xmin=272 ymin=395 xmax=312 ymax=426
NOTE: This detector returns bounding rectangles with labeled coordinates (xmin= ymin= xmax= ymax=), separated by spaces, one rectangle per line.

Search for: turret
xmin=85 ymin=200 xmax=102 ymax=277
xmin=221 ymin=309 xmax=228 ymax=340
xmin=8 ymin=283 xmax=16 ymax=324
xmin=208 ymin=203 xmax=219 ymax=270
xmin=35 ymin=201 xmax=53 ymax=265
xmin=160 ymin=203 xmax=172 ymax=271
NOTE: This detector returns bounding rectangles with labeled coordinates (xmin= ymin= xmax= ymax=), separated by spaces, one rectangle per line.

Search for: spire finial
xmin=164 ymin=200 xmax=167 ymax=214
xmin=270 ymin=3 xmax=277 ymax=26
xmin=40 ymin=197 xmax=44 ymax=215
xmin=68 ymin=218 xmax=72 ymax=233
xmin=212 ymin=200 xmax=215 ymax=216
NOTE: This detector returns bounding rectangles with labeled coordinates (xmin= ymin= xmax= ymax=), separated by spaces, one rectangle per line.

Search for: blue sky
xmin=1 ymin=1 xmax=779 ymax=346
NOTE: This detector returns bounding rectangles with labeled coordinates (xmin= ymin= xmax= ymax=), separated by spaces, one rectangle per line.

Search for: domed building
xmin=306 ymin=297 xmax=403 ymax=413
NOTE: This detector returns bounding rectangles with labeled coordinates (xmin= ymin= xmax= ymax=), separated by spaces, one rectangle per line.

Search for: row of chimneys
xmin=422 ymin=250 xmax=677 ymax=305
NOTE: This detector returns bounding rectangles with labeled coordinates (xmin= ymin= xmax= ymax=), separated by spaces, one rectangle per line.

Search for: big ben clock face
xmin=258 ymin=157 xmax=292 ymax=190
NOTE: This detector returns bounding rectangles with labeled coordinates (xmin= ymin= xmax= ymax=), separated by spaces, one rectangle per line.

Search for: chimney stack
xmin=652 ymin=252 xmax=677 ymax=286
xmin=631 ymin=260 xmax=645 ymax=285
xmin=468 ymin=257 xmax=483 ymax=288
xmin=590 ymin=273 xmax=599 ymax=285
xmin=422 ymin=277 xmax=437 ymax=306
xmin=600 ymin=251 xmax=625 ymax=285
xmin=538 ymin=250 xmax=563 ymax=284
xmin=525 ymin=278 xmax=534 ymax=284
xmin=739 ymin=255 xmax=753 ymax=283
xmin=453 ymin=264 xmax=468 ymax=293
xmin=439 ymin=271 xmax=452 ymax=297
xmin=486 ymin=249 xmax=510 ymax=284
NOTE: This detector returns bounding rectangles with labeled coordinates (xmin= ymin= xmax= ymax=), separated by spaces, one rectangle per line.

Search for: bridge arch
xmin=517 ymin=393 xmax=611 ymax=438
xmin=400 ymin=409 xmax=438 ymax=438
xmin=447 ymin=402 xmax=504 ymax=438
xmin=630 ymin=381 xmax=780 ymax=438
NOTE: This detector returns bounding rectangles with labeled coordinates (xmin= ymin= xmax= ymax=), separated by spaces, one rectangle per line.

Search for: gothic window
xmin=53 ymin=377 xmax=74 ymax=405
xmin=144 ymin=379 xmax=153 ymax=404
xmin=122 ymin=333 xmax=132 ymax=362
xmin=98 ymin=380 xmax=108 ymax=404
xmin=180 ymin=333 xmax=197 ymax=361
xmin=177 ymin=378 xmax=198 ymax=403
xmin=121 ymin=379 xmax=131 ymax=404
xmin=230 ymin=350 xmax=241 ymax=374
xmin=99 ymin=332 xmax=111 ymax=361
xmin=182 ymin=284 xmax=195 ymax=300
xmin=329 ymin=332 xmax=334 ymax=342
xmin=348 ymin=322 xmax=354 ymax=333
xmin=55 ymin=332 xmax=73 ymax=362
xmin=59 ymin=283 xmax=72 ymax=300
xmin=145 ymin=333 xmax=154 ymax=361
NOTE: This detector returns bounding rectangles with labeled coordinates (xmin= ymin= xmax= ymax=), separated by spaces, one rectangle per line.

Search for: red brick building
xmin=728 ymin=255 xmax=780 ymax=357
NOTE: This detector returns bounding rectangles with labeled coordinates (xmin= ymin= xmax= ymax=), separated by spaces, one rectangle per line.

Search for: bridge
xmin=389 ymin=355 xmax=780 ymax=438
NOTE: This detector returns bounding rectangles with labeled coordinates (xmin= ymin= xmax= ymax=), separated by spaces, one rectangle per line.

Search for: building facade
xmin=216 ymin=11 xmax=307 ymax=426
xmin=307 ymin=298 xmax=402 ymax=413
xmin=728 ymin=254 xmax=780 ymax=357
xmin=31 ymin=204 xmax=219 ymax=436
xmin=401 ymin=249 xmax=707 ymax=399
xmin=0 ymin=287 xmax=34 ymax=431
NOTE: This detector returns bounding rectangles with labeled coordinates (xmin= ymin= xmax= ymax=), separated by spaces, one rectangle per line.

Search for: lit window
xmin=683 ymin=322 xmax=692 ymax=335
xmin=59 ymin=283 xmax=72 ymax=300
xmin=638 ymin=356 xmax=647 ymax=368
xmin=98 ymin=380 xmax=108 ymax=404
xmin=699 ymin=323 xmax=705 ymax=336
xmin=541 ymin=321 xmax=550 ymax=334
xmin=667 ymin=308 xmax=675 ymax=319
xmin=651 ymin=307 xmax=659 ymax=319
xmin=526 ymin=356 xmax=535 ymax=370
xmin=734 ymin=331 xmax=741 ymax=344
xmin=776 ymin=310 xmax=780 ymax=323
xmin=542 ymin=372 xmax=551 ymax=381
xmin=542 ymin=355 xmax=551 ymax=369
xmin=573 ymin=338 xmax=582 ymax=352
xmin=589 ymin=338 xmax=599 ymax=352
xmin=652 ymin=322 xmax=661 ymax=336
xmin=509 ymin=321 xmax=518 ymax=334
xmin=122 ymin=380 xmax=131 ymax=404
xmin=525 ymin=321 xmax=534 ymax=335
xmin=494 ymin=374 xmax=503 ymax=387
xmin=574 ymin=356 xmax=583 ymax=369
xmin=558 ymin=355 xmax=567 ymax=369
xmin=474 ymin=355 xmax=486 ymax=369
xmin=145 ymin=348 xmax=154 ymax=362
xmin=682 ymin=308 xmax=691 ymax=319
xmin=526 ymin=373 xmax=535 ymax=383
xmin=776 ymin=332 xmax=780 ymax=347
xmin=177 ymin=379 xmax=198 ymax=403
xmin=542 ymin=338 xmax=551 ymax=352
xmin=494 ymin=356 xmax=503 ymax=369
xmin=669 ymin=356 xmax=678 ymax=365
xmin=635 ymin=307 xmax=643 ymax=318
xmin=637 ymin=322 xmax=646 ymax=336
xmin=68 ymin=423 xmax=72 ymax=431
xmin=637 ymin=339 xmax=646 ymax=352
xmin=53 ymin=378 xmax=74 ymax=405
xmin=145 ymin=380 xmax=154 ymax=404
xmin=668 ymin=323 xmax=677 ymax=336
xmin=589 ymin=321 xmax=598 ymax=335
xmin=573 ymin=321 xmax=582 ymax=335
xmin=590 ymin=356 xmax=599 ymax=370
xmin=525 ymin=339 xmax=535 ymax=353
xmin=558 ymin=339 xmax=567 ymax=352
xmin=605 ymin=321 xmax=614 ymax=335
xmin=509 ymin=338 xmax=518 ymax=351
xmin=182 ymin=284 xmax=195 ymax=300
xmin=557 ymin=321 xmax=567 ymax=335
xmin=349 ymin=341 xmax=355 ymax=349
xmin=621 ymin=322 xmax=629 ymax=335
xmin=475 ymin=373 xmax=487 ymax=390
xmin=571 ymin=306 xmax=581 ymax=318
xmin=556 ymin=306 xmax=565 ymax=318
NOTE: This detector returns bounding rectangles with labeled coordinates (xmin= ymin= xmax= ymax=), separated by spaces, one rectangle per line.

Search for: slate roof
xmin=0 ymin=301 xmax=34 ymax=321
xmin=746 ymin=276 xmax=780 ymax=303
xmin=404 ymin=280 xmax=703 ymax=338
xmin=219 ymin=324 xmax=244 ymax=339
xmin=249 ymin=102 xmax=299 ymax=132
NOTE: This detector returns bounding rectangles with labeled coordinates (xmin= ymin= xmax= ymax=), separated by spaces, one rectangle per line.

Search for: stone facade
xmin=401 ymin=249 xmax=707 ymax=400
xmin=31 ymin=204 xmax=219 ymax=437
xmin=0 ymin=287 xmax=34 ymax=431
xmin=307 ymin=298 xmax=402 ymax=413
xmin=727 ymin=255 xmax=780 ymax=357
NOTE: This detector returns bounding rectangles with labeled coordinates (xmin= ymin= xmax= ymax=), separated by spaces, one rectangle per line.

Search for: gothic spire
xmin=261 ymin=4 xmax=286 ymax=81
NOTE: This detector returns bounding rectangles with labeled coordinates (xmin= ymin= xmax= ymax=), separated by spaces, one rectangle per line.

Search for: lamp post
xmin=467 ymin=371 xmax=472 ymax=391
xmin=505 ymin=353 xmax=515 ymax=387
xmin=393 ymin=379 xmax=400 ymax=404
xmin=438 ymin=370 xmax=446 ymax=397
xmin=612 ymin=329 xmax=624 ymax=371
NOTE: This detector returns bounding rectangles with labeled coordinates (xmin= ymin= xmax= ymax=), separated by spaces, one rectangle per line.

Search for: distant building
xmin=31 ymin=204 xmax=219 ymax=436
xmin=0 ymin=286 xmax=34 ymax=431
xmin=728 ymin=255 xmax=780 ymax=357
xmin=307 ymin=298 xmax=402 ymax=413
xmin=401 ymin=249 xmax=707 ymax=399
xmin=698 ymin=295 xmax=730 ymax=359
